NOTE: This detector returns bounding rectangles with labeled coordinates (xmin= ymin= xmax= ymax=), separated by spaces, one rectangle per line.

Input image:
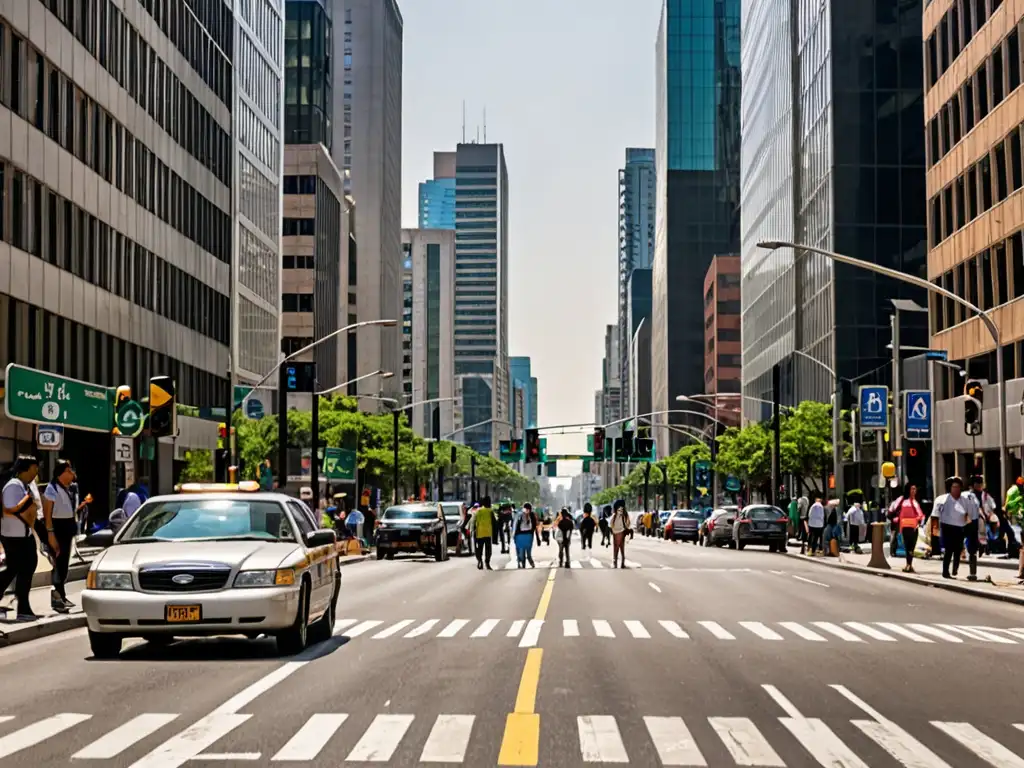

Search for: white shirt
xmin=845 ymin=504 xmax=865 ymax=527
xmin=968 ymin=489 xmax=996 ymax=519
xmin=807 ymin=502 xmax=825 ymax=528
xmin=122 ymin=492 xmax=142 ymax=517
xmin=1 ymin=478 xmax=34 ymax=537
xmin=44 ymin=481 xmax=76 ymax=520
xmin=934 ymin=494 xmax=969 ymax=527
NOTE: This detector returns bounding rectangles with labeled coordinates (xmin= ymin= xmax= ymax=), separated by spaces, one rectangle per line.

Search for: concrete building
xmin=703 ymin=255 xmax=741 ymax=428
xmin=627 ymin=269 xmax=653 ymax=421
xmin=0 ymin=0 xmax=236 ymax=500
xmin=400 ymin=229 xmax=456 ymax=439
xmin=600 ymin=325 xmax=622 ymax=425
xmin=509 ymin=356 xmax=537 ymax=431
xmin=453 ymin=142 xmax=511 ymax=456
xmin=340 ymin=0 xmax=404 ymax=405
xmin=419 ymin=151 xmax=456 ymax=230
xmin=926 ymin=1 xmax=1024 ymax=485
xmin=652 ymin=0 xmax=741 ymax=458
xmin=618 ymin=148 xmax=656 ymax=412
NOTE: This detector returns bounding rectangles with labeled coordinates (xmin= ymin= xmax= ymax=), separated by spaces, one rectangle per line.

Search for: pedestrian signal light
xmin=525 ymin=429 xmax=540 ymax=462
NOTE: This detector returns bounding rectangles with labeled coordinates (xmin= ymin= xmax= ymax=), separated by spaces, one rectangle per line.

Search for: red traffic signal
xmin=909 ymin=447 xmax=918 ymax=458
xmin=593 ymin=428 xmax=605 ymax=457
xmin=525 ymin=429 xmax=540 ymax=462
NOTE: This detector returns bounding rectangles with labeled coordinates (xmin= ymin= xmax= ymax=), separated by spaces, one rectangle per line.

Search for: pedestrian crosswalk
xmin=332 ymin=617 xmax=1024 ymax=646
xmin=3 ymin=685 xmax=1024 ymax=764
xmin=493 ymin=555 xmax=765 ymax=570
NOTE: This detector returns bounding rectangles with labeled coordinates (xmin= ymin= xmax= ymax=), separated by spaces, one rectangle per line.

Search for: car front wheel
xmin=276 ymin=583 xmax=310 ymax=656
xmin=89 ymin=630 xmax=123 ymax=660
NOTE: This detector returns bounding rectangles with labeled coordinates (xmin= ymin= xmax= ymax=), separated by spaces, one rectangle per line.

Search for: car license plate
xmin=396 ymin=541 xmax=417 ymax=549
xmin=166 ymin=605 xmax=201 ymax=623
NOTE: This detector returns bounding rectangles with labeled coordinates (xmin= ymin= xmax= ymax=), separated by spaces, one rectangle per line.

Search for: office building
xmin=740 ymin=1 xmax=928 ymax=433
xmin=509 ymin=356 xmax=537 ymax=431
xmin=284 ymin=0 xmax=333 ymax=151
xmin=926 ymin=1 xmax=1024 ymax=481
xmin=453 ymin=142 xmax=511 ymax=456
xmin=512 ymin=384 xmax=526 ymax=434
xmin=600 ymin=325 xmax=622 ymax=425
xmin=618 ymin=148 xmax=656 ymax=411
xmin=703 ymin=255 xmax=741 ymax=427
xmin=652 ymin=0 xmax=741 ymax=458
xmin=419 ymin=151 xmax=456 ymax=229
xmin=627 ymin=268 xmax=653 ymax=421
xmin=0 ymin=0 xmax=235 ymax=500
xmin=340 ymin=0 xmax=404 ymax=404
xmin=401 ymin=228 xmax=456 ymax=439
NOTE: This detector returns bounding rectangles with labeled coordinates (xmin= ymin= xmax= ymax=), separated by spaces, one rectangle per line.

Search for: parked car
xmin=375 ymin=503 xmax=452 ymax=561
xmin=733 ymin=504 xmax=788 ymax=552
xmin=705 ymin=507 xmax=739 ymax=547
xmin=664 ymin=509 xmax=702 ymax=542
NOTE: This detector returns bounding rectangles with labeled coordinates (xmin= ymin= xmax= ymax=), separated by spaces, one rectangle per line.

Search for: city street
xmin=1 ymin=537 xmax=1023 ymax=765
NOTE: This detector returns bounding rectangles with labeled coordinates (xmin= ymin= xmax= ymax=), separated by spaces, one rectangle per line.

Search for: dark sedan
xmin=733 ymin=504 xmax=788 ymax=552
xmin=375 ymin=503 xmax=451 ymax=561
xmin=664 ymin=509 xmax=702 ymax=542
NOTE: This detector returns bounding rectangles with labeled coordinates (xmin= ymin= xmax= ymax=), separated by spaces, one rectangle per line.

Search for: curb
xmin=783 ymin=551 xmax=1024 ymax=607
xmin=0 ymin=614 xmax=88 ymax=648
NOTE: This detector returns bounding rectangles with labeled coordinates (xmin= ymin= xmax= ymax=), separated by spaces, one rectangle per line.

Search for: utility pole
xmin=277 ymin=367 xmax=288 ymax=490
xmin=891 ymin=312 xmax=902 ymax=483
xmin=771 ymin=363 xmax=781 ymax=506
xmin=643 ymin=461 xmax=651 ymax=514
xmin=311 ymin=379 xmax=320 ymax=512
xmin=392 ymin=409 xmax=400 ymax=506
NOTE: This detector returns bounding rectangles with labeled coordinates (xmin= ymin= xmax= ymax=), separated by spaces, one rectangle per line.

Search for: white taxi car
xmin=82 ymin=483 xmax=340 ymax=659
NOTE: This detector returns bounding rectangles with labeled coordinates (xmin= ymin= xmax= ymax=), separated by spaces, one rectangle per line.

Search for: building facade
xmin=627 ymin=268 xmax=653 ymax=421
xmin=401 ymin=228 xmax=456 ymax=439
xmin=652 ymin=0 xmax=741 ymax=457
xmin=341 ymin=0 xmax=403 ymax=405
xmin=740 ymin=0 xmax=928 ymax=426
xmin=618 ymin=147 xmax=656 ymax=412
xmin=453 ymin=142 xmax=510 ymax=456
xmin=926 ymin=1 xmax=1024 ymax=483
xmin=284 ymin=0 xmax=332 ymax=151
xmin=600 ymin=324 xmax=622 ymax=425
xmin=703 ymin=255 xmax=742 ymax=408
xmin=419 ymin=151 xmax=456 ymax=229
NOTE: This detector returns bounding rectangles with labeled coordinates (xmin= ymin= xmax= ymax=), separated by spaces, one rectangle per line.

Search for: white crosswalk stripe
xmin=507 ymin=619 xmax=525 ymax=637
xmin=779 ymin=621 xmax=827 ymax=642
xmin=519 ymin=619 xmax=544 ymax=647
xmin=876 ymin=622 xmax=935 ymax=642
xmin=908 ymin=623 xmax=964 ymax=642
xmin=564 ymin=619 xmax=581 ymax=637
xmin=342 ymin=620 xmax=382 ymax=638
xmin=659 ymin=620 xmax=690 ymax=639
xmin=624 ymin=620 xmax=651 ymax=639
xmin=708 ymin=717 xmax=785 ymax=766
xmin=404 ymin=618 xmax=439 ymax=638
xmin=420 ymin=714 xmax=475 ymax=763
xmin=698 ymin=621 xmax=736 ymax=640
xmin=578 ymin=715 xmax=629 ymax=762
xmin=593 ymin=619 xmax=616 ymax=638
xmin=271 ymin=714 xmax=348 ymax=761
xmin=470 ymin=619 xmax=500 ymax=638
xmin=944 ymin=625 xmax=1016 ymax=644
xmin=932 ymin=721 xmax=1024 ymax=768
xmin=128 ymin=714 xmax=250 ymax=768
xmin=437 ymin=619 xmax=470 ymax=638
xmin=812 ymin=622 xmax=865 ymax=642
xmin=643 ymin=716 xmax=706 ymax=766
xmin=739 ymin=621 xmax=783 ymax=640
xmin=345 ymin=714 xmax=414 ymax=762
xmin=371 ymin=620 xmax=414 ymax=639
xmin=0 ymin=713 xmax=92 ymax=760
xmin=72 ymin=714 xmax=177 ymax=759
xmin=844 ymin=622 xmax=897 ymax=642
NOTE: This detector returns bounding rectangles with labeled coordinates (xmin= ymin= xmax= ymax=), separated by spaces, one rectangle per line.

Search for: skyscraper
xmin=419 ymin=152 xmax=457 ymax=230
xmin=284 ymin=0 xmax=333 ymax=151
xmin=627 ymin=269 xmax=653 ymax=421
xmin=509 ymin=357 xmax=537 ymax=431
xmin=618 ymin=148 xmax=656 ymax=412
xmin=601 ymin=325 xmax=623 ymax=425
xmin=453 ymin=143 xmax=510 ymax=456
xmin=652 ymin=0 xmax=741 ymax=457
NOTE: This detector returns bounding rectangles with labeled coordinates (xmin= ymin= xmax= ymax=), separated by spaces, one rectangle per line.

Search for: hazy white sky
xmin=400 ymin=0 xmax=661 ymax=443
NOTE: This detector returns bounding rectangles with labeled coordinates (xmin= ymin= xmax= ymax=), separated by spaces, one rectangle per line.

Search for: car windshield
xmin=675 ymin=511 xmax=701 ymax=519
xmin=119 ymin=499 xmax=295 ymax=542
xmin=748 ymin=506 xmax=783 ymax=520
xmin=384 ymin=506 xmax=437 ymax=520
xmin=441 ymin=505 xmax=463 ymax=520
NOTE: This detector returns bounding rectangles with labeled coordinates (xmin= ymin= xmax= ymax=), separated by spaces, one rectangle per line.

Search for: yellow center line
xmin=498 ymin=569 xmax=556 ymax=766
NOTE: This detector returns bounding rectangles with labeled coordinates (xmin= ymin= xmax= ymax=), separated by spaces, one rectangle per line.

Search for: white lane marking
xmin=212 ymin=662 xmax=308 ymax=715
xmin=739 ymin=621 xmax=784 ymax=641
xmin=624 ymin=559 xmax=642 ymax=568
xmin=769 ymin=569 xmax=786 ymax=575
xmin=420 ymin=714 xmax=475 ymax=763
xmin=590 ymin=558 xmax=604 ymax=568
xmin=345 ymin=714 xmax=415 ymax=762
xmin=643 ymin=716 xmax=706 ymax=766
xmin=708 ymin=717 xmax=785 ymax=766
xmin=571 ymin=560 xmax=582 ymax=569
xmin=593 ymin=619 xmax=616 ymax=638
xmin=648 ymin=582 xmax=662 ymax=593
xmin=793 ymin=575 xmax=830 ymax=588
xmin=995 ymin=628 xmax=1024 ymax=641
xmin=342 ymin=620 xmax=383 ymax=638
xmin=470 ymin=619 xmax=500 ymax=638
xmin=519 ymin=619 xmax=544 ymax=648
xmin=844 ymin=622 xmax=896 ymax=642
xmin=333 ymin=619 xmax=358 ymax=634
xmin=272 ymin=714 xmax=348 ymax=761
xmin=947 ymin=625 xmax=1016 ymax=644
xmin=932 ymin=722 xmax=1024 ymax=768
xmin=127 ymin=714 xmax=250 ymax=768
xmin=73 ymin=714 xmax=178 ymax=759
xmin=624 ymin=620 xmax=651 ymax=639
xmin=564 ymin=619 xmax=580 ymax=637
xmin=437 ymin=619 xmax=470 ymax=638
xmin=698 ymin=621 xmax=736 ymax=640
xmin=762 ymin=685 xmax=870 ymax=768
xmin=876 ymin=623 xmax=934 ymax=643
xmin=507 ymin=619 xmax=525 ymax=637
xmin=0 ymin=714 xmax=92 ymax=760
xmin=907 ymin=623 xmax=963 ymax=642
xmin=0 ymin=717 xmax=11 ymax=725
xmin=578 ymin=716 xmax=629 ymax=763
xmin=371 ymin=620 xmax=414 ymax=639
xmin=779 ymin=622 xmax=827 ymax=642
xmin=659 ymin=620 xmax=690 ymax=639
xmin=405 ymin=619 xmax=440 ymax=638
xmin=811 ymin=622 xmax=864 ymax=642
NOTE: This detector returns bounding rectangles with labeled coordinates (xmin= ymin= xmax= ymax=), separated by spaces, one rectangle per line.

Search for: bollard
xmin=867 ymin=522 xmax=890 ymax=569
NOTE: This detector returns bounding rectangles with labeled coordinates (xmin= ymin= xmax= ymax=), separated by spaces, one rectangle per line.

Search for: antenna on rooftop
xmin=462 ymin=101 xmax=466 ymax=144
xmin=483 ymin=107 xmax=487 ymax=143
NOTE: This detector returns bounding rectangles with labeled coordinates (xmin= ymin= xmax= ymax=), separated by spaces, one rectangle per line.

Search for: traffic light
xmin=964 ymin=379 xmax=984 ymax=436
xmin=593 ymin=428 xmax=606 ymax=458
xmin=427 ymin=441 xmax=434 ymax=463
xmin=635 ymin=437 xmax=654 ymax=460
xmin=149 ymin=376 xmax=176 ymax=438
xmin=113 ymin=385 xmax=132 ymax=410
xmin=525 ymin=429 xmax=540 ymax=462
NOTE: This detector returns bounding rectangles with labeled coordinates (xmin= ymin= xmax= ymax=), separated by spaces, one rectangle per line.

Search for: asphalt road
xmin=2 ymin=535 xmax=1024 ymax=765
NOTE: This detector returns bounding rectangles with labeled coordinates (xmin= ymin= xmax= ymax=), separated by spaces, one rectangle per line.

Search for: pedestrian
xmin=579 ymin=503 xmax=596 ymax=550
xmin=39 ymin=459 xmax=80 ymax=614
xmin=806 ymin=492 xmax=825 ymax=555
xmin=497 ymin=501 xmax=513 ymax=554
xmin=599 ymin=505 xmax=611 ymax=547
xmin=894 ymin=483 xmax=925 ymax=572
xmin=844 ymin=495 xmax=866 ymax=554
xmin=797 ymin=495 xmax=809 ymax=553
xmin=473 ymin=496 xmax=496 ymax=570
xmin=964 ymin=475 xmax=990 ymax=581
xmin=513 ymin=502 xmax=541 ymax=568
xmin=934 ymin=476 xmax=970 ymax=579
xmin=0 ymin=456 xmax=42 ymax=621
xmin=610 ymin=499 xmax=632 ymax=568
xmin=555 ymin=507 xmax=575 ymax=568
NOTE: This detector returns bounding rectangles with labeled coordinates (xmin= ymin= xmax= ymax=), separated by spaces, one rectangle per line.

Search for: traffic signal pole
xmin=311 ymin=382 xmax=320 ymax=513
xmin=393 ymin=409 xmax=400 ymax=506
xmin=277 ymin=367 xmax=288 ymax=490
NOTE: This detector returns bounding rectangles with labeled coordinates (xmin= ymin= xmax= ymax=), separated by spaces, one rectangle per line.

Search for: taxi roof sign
xmin=178 ymin=481 xmax=261 ymax=493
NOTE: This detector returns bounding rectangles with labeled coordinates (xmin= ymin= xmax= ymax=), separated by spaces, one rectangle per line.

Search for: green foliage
xmin=179 ymin=449 xmax=214 ymax=483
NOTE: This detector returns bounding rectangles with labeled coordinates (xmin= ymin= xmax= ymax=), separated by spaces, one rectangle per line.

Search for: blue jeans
xmin=515 ymin=532 xmax=534 ymax=564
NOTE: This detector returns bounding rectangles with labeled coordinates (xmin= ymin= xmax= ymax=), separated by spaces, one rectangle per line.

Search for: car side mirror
xmin=85 ymin=528 xmax=116 ymax=548
xmin=306 ymin=529 xmax=337 ymax=548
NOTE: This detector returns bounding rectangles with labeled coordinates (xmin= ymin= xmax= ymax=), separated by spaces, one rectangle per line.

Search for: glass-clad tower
xmin=284 ymin=1 xmax=333 ymax=151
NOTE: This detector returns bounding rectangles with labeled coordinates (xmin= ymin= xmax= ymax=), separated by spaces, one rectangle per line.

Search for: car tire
xmin=89 ymin=630 xmax=123 ymax=660
xmin=308 ymin=587 xmax=335 ymax=645
xmin=276 ymin=583 xmax=310 ymax=656
xmin=376 ymin=548 xmax=386 ymax=560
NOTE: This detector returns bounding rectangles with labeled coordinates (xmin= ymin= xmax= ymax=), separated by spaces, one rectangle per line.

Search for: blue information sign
xmin=858 ymin=386 xmax=889 ymax=429
xmin=904 ymin=391 xmax=932 ymax=438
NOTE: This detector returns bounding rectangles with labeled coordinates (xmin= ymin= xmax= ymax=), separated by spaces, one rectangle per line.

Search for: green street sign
xmin=115 ymin=400 xmax=146 ymax=437
xmin=4 ymin=364 xmax=113 ymax=433
xmin=323 ymin=447 xmax=356 ymax=481
xmin=233 ymin=385 xmax=253 ymax=412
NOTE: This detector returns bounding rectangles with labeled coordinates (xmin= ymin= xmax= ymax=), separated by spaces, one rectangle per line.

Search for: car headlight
xmin=87 ymin=572 xmax=134 ymax=590
xmin=233 ymin=569 xmax=296 ymax=588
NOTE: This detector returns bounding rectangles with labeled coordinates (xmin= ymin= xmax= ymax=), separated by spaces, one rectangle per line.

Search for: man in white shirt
xmin=807 ymin=493 xmax=826 ymax=556
xmin=933 ymin=476 xmax=970 ymax=579
xmin=0 ymin=456 xmax=42 ymax=621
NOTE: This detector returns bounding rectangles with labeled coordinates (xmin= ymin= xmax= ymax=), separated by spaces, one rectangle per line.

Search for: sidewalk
xmin=0 ymin=581 xmax=88 ymax=647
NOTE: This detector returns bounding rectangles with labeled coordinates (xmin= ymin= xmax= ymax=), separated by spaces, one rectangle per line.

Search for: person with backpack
xmin=610 ymin=499 xmax=632 ymax=568
xmin=512 ymin=503 xmax=541 ymax=568
xmin=579 ymin=503 xmax=597 ymax=550
xmin=0 ymin=456 xmax=43 ymax=621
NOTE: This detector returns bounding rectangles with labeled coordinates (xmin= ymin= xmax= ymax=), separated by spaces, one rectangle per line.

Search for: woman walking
xmin=895 ymin=482 xmax=925 ymax=572
xmin=513 ymin=503 xmax=541 ymax=568
xmin=610 ymin=499 xmax=632 ymax=568
xmin=556 ymin=508 xmax=575 ymax=568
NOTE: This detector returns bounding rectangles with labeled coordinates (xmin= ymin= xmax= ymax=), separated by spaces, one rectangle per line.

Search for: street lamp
xmin=758 ymin=239 xmax=1009 ymax=502
xmin=316 ymin=370 xmax=393 ymax=397
xmin=379 ymin=396 xmax=461 ymax=507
